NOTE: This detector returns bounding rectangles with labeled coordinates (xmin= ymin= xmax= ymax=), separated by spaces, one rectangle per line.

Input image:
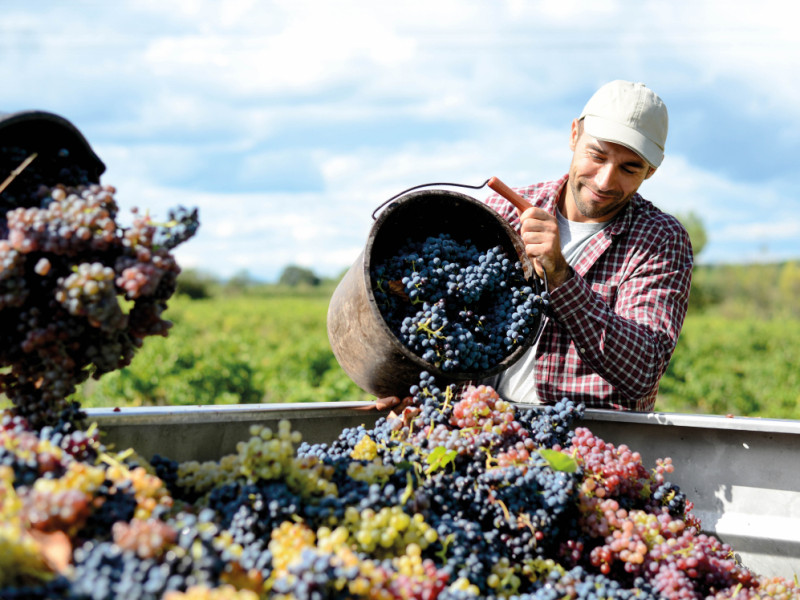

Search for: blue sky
xmin=3 ymin=0 xmax=799 ymax=281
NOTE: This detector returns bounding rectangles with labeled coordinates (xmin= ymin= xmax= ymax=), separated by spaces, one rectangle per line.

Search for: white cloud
xmin=140 ymin=3 xmax=418 ymax=97
xmin=721 ymin=221 xmax=800 ymax=241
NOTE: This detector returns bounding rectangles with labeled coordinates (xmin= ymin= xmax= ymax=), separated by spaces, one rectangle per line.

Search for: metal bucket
xmin=0 ymin=109 xmax=106 ymax=185
xmin=327 ymin=182 xmax=547 ymax=399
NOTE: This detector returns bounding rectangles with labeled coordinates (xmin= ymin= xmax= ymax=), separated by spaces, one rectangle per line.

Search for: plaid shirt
xmin=485 ymin=175 xmax=693 ymax=411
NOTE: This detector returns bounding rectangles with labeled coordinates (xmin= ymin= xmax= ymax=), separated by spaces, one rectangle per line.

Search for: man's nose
xmin=594 ymin=163 xmax=617 ymax=190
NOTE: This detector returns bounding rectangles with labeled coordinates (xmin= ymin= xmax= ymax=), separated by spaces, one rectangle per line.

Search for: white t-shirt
xmin=489 ymin=208 xmax=613 ymax=404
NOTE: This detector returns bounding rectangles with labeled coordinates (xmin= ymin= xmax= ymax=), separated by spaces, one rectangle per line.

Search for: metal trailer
xmin=87 ymin=402 xmax=800 ymax=580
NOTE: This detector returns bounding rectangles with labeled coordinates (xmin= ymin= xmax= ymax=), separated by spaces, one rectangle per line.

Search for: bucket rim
xmin=0 ymin=109 xmax=106 ymax=181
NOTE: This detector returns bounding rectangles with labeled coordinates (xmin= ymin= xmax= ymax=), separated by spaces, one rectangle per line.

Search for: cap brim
xmin=583 ymin=115 xmax=663 ymax=168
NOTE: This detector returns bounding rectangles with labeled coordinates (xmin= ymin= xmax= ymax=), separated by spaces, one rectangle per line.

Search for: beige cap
xmin=579 ymin=80 xmax=668 ymax=168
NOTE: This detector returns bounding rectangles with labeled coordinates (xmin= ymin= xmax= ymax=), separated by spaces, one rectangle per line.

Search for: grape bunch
xmin=0 ymin=144 xmax=95 ymax=232
xmin=0 ymin=146 xmax=199 ymax=428
xmin=2 ymin=372 xmax=799 ymax=599
xmin=372 ymin=233 xmax=548 ymax=373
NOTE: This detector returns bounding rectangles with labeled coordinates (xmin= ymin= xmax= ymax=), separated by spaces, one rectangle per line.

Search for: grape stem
xmin=0 ymin=152 xmax=38 ymax=194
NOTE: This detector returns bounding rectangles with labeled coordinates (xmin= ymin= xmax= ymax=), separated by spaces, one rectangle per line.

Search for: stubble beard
xmin=568 ymin=176 xmax=632 ymax=221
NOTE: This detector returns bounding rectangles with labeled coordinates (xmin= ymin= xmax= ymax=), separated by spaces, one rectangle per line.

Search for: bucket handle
xmin=371 ymin=178 xmax=491 ymax=220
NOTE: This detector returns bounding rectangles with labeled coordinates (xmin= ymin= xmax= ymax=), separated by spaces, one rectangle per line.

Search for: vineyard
xmin=33 ymin=290 xmax=799 ymax=420
xmin=70 ymin=293 xmax=372 ymax=408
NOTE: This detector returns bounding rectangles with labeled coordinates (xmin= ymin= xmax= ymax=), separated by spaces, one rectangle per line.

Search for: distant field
xmin=49 ymin=292 xmax=798 ymax=420
xmin=74 ymin=293 xmax=372 ymax=408
xmin=656 ymin=314 xmax=800 ymax=419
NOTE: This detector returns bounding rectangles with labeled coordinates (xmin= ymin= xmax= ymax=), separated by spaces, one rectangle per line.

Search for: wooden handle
xmin=488 ymin=176 xmax=532 ymax=212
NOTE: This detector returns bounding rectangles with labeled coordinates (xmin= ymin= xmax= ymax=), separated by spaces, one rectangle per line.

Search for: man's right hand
xmin=518 ymin=206 xmax=571 ymax=289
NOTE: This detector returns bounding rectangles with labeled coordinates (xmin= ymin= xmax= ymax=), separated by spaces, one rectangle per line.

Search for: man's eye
xmin=623 ymin=166 xmax=646 ymax=175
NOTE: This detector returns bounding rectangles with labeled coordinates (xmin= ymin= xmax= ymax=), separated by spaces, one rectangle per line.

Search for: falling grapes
xmin=372 ymin=233 xmax=549 ymax=373
xmin=0 ymin=146 xmax=199 ymax=428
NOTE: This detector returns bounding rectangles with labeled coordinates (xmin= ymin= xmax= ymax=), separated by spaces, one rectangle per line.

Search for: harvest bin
xmin=88 ymin=403 xmax=800 ymax=580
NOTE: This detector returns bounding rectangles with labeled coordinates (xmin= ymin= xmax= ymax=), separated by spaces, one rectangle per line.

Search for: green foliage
xmin=175 ymin=268 xmax=219 ymax=300
xmin=676 ymin=211 xmax=708 ymax=257
xmin=661 ymin=261 xmax=799 ymax=417
xmin=778 ymin=261 xmax=800 ymax=318
xmin=425 ymin=446 xmax=458 ymax=474
xmin=538 ymin=448 xmax=578 ymax=473
xmin=74 ymin=294 xmax=371 ymax=408
xmin=658 ymin=315 xmax=800 ymax=419
xmin=222 ymin=269 xmax=260 ymax=296
xmin=279 ymin=265 xmax=321 ymax=287
xmin=688 ymin=262 xmax=793 ymax=319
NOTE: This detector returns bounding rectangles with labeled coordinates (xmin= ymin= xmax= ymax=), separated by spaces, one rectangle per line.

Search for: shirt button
xmin=579 ymin=347 xmax=585 ymax=353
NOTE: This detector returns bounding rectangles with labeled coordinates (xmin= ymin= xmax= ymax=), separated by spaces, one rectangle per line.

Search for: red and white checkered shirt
xmin=485 ymin=175 xmax=693 ymax=412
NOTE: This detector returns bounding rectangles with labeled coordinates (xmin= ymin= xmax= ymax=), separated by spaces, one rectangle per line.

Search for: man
xmin=484 ymin=80 xmax=693 ymax=411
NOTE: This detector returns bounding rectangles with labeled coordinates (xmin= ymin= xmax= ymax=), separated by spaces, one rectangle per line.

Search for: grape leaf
xmin=538 ymin=448 xmax=578 ymax=473
xmin=426 ymin=446 xmax=457 ymax=474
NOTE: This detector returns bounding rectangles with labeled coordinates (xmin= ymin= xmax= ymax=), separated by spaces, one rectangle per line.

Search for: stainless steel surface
xmin=88 ymin=402 xmax=383 ymax=462
xmin=86 ymin=403 xmax=800 ymax=579
xmin=581 ymin=409 xmax=800 ymax=579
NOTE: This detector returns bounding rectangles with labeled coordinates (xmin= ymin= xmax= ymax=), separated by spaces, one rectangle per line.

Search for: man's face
xmin=563 ymin=119 xmax=656 ymax=223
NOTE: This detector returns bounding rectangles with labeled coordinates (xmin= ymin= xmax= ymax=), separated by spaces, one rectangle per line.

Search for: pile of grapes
xmin=371 ymin=233 xmax=548 ymax=373
xmin=2 ymin=373 xmax=800 ymax=599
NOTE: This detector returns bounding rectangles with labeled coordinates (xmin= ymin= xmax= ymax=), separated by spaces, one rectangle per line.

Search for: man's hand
xmin=364 ymin=395 xmax=414 ymax=418
xmin=374 ymin=396 xmax=412 ymax=412
xmin=519 ymin=206 xmax=571 ymax=289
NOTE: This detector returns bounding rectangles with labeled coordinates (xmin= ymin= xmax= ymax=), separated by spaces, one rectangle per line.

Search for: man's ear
xmin=644 ymin=166 xmax=657 ymax=180
xmin=569 ymin=118 xmax=581 ymax=152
